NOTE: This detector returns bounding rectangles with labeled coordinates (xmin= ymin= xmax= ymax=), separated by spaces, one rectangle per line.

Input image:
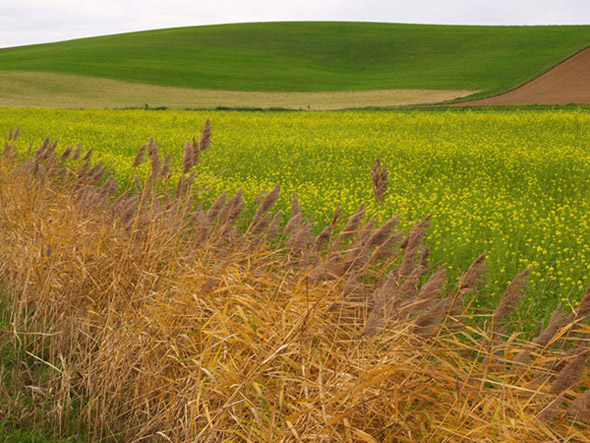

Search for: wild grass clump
xmin=1 ymin=126 xmax=590 ymax=441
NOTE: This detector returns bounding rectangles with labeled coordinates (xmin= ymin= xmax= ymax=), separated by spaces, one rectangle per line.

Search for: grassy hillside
xmin=0 ymin=22 xmax=589 ymax=93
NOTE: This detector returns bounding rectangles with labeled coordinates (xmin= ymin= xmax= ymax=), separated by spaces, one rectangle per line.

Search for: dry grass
xmin=0 ymin=125 xmax=589 ymax=441
xmin=0 ymin=71 xmax=477 ymax=110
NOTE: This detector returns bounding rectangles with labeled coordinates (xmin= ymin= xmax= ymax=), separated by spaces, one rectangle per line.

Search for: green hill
xmin=1 ymin=22 xmax=589 ymax=93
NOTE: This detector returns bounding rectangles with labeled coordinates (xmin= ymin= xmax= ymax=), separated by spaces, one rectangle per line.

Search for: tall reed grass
xmin=1 ymin=126 xmax=589 ymax=441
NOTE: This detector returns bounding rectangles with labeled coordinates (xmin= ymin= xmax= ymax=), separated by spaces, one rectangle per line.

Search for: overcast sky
xmin=2 ymin=0 xmax=590 ymax=48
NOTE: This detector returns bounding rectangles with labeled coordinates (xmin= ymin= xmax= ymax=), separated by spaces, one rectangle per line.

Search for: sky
xmin=2 ymin=0 xmax=590 ymax=48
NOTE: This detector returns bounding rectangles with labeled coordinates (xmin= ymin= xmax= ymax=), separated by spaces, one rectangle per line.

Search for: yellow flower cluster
xmin=2 ymin=107 xmax=590 ymax=319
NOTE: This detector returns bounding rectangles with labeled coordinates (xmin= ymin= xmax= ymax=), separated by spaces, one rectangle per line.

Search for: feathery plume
xmin=147 ymin=137 xmax=158 ymax=158
xmin=149 ymin=149 xmax=161 ymax=182
xmin=398 ymin=217 xmax=430 ymax=278
xmin=82 ymin=146 xmax=93 ymax=161
xmin=551 ymin=350 xmax=589 ymax=393
xmin=183 ymin=140 xmax=196 ymax=174
xmin=366 ymin=214 xmax=400 ymax=248
xmin=398 ymin=265 xmax=424 ymax=300
xmin=371 ymin=231 xmax=404 ymax=262
xmin=540 ymin=392 xmax=566 ymax=421
xmin=250 ymin=212 xmax=272 ymax=236
xmin=355 ymin=216 xmax=376 ymax=247
xmin=533 ymin=305 xmax=569 ymax=346
xmin=265 ymin=210 xmax=282 ymax=240
xmin=160 ymin=153 xmax=172 ymax=180
xmin=333 ymin=203 xmax=365 ymax=247
xmin=206 ymin=193 xmax=227 ymax=222
xmin=493 ymin=268 xmax=529 ymax=325
xmin=458 ymin=253 xmax=487 ymax=294
xmin=198 ymin=118 xmax=212 ymax=152
xmin=314 ymin=225 xmax=333 ymax=252
xmin=362 ymin=270 xmax=399 ymax=336
xmin=567 ymin=389 xmax=590 ymax=417
xmin=573 ymin=287 xmax=590 ymax=319
xmin=420 ymin=246 xmax=430 ymax=269
xmin=59 ymin=146 xmax=73 ymax=163
xmin=290 ymin=192 xmax=302 ymax=218
xmin=133 ymin=175 xmax=142 ymax=192
xmin=419 ymin=266 xmax=446 ymax=299
xmin=287 ymin=222 xmax=311 ymax=255
xmin=284 ymin=213 xmax=303 ymax=237
xmin=218 ymin=189 xmax=244 ymax=226
xmin=252 ymin=182 xmax=280 ymax=226
xmin=72 ymin=143 xmax=82 ymax=161
xmin=342 ymin=273 xmax=360 ymax=298
xmin=413 ymin=297 xmax=452 ymax=336
xmin=371 ymin=159 xmax=388 ymax=203
xmin=133 ymin=144 xmax=147 ymax=168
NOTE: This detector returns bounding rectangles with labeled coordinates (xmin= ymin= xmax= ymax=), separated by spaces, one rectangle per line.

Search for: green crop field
xmin=1 ymin=22 xmax=589 ymax=94
xmin=1 ymin=107 xmax=590 ymax=325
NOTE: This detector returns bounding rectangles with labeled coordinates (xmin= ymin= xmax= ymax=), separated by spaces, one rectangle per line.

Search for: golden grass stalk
xmin=0 ymin=130 xmax=589 ymax=441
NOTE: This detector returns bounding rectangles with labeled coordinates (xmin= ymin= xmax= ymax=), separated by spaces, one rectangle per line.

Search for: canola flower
xmin=1 ymin=107 xmax=590 ymax=323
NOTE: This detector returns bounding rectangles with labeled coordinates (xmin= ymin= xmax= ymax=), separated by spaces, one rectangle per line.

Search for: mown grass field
xmin=1 ymin=22 xmax=589 ymax=94
xmin=0 ymin=71 xmax=475 ymax=110
xmin=1 ymin=108 xmax=590 ymax=325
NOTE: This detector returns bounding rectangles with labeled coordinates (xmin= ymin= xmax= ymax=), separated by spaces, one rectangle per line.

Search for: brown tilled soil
xmin=460 ymin=47 xmax=590 ymax=106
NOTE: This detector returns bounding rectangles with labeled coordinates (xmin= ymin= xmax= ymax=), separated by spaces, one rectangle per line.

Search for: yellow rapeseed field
xmin=1 ymin=108 xmax=590 ymax=322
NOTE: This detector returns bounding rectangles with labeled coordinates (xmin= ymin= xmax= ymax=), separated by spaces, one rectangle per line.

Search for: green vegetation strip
xmin=0 ymin=22 xmax=589 ymax=94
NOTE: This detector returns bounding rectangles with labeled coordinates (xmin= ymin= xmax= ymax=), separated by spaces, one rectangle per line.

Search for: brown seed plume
xmin=371 ymin=159 xmax=388 ymax=203
xmin=551 ymin=349 xmax=589 ymax=393
xmin=290 ymin=192 xmax=302 ymax=218
xmin=59 ymin=146 xmax=73 ymax=163
xmin=206 ymin=193 xmax=227 ymax=222
xmin=458 ymin=253 xmax=487 ymax=294
xmin=133 ymin=144 xmax=147 ymax=168
xmin=332 ymin=204 xmax=365 ymax=249
xmin=363 ymin=270 xmax=399 ymax=336
xmin=252 ymin=182 xmax=281 ymax=227
xmin=399 ymin=266 xmax=424 ymax=300
xmin=218 ymin=189 xmax=244 ymax=226
xmin=72 ymin=143 xmax=82 ymax=161
xmin=82 ymin=146 xmax=94 ymax=161
xmin=398 ymin=216 xmax=430 ymax=278
xmin=366 ymin=214 xmax=400 ymax=248
xmin=161 ymin=153 xmax=172 ymax=179
xmin=418 ymin=266 xmax=446 ymax=300
xmin=183 ymin=140 xmax=197 ymax=174
xmin=284 ymin=213 xmax=303 ymax=237
xmin=265 ymin=210 xmax=282 ymax=239
xmin=287 ymin=222 xmax=312 ymax=257
xmin=567 ymin=389 xmax=590 ymax=417
xmin=573 ymin=287 xmax=590 ymax=319
xmin=413 ymin=297 xmax=453 ymax=336
xmin=198 ymin=118 xmax=212 ymax=152
xmin=533 ymin=305 xmax=569 ymax=347
xmin=371 ymin=231 xmax=403 ymax=262
xmin=540 ymin=392 xmax=566 ymax=421
xmin=493 ymin=268 xmax=529 ymax=325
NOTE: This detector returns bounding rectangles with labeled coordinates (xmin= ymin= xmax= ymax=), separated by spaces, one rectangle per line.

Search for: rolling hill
xmin=1 ymin=22 xmax=589 ymax=108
